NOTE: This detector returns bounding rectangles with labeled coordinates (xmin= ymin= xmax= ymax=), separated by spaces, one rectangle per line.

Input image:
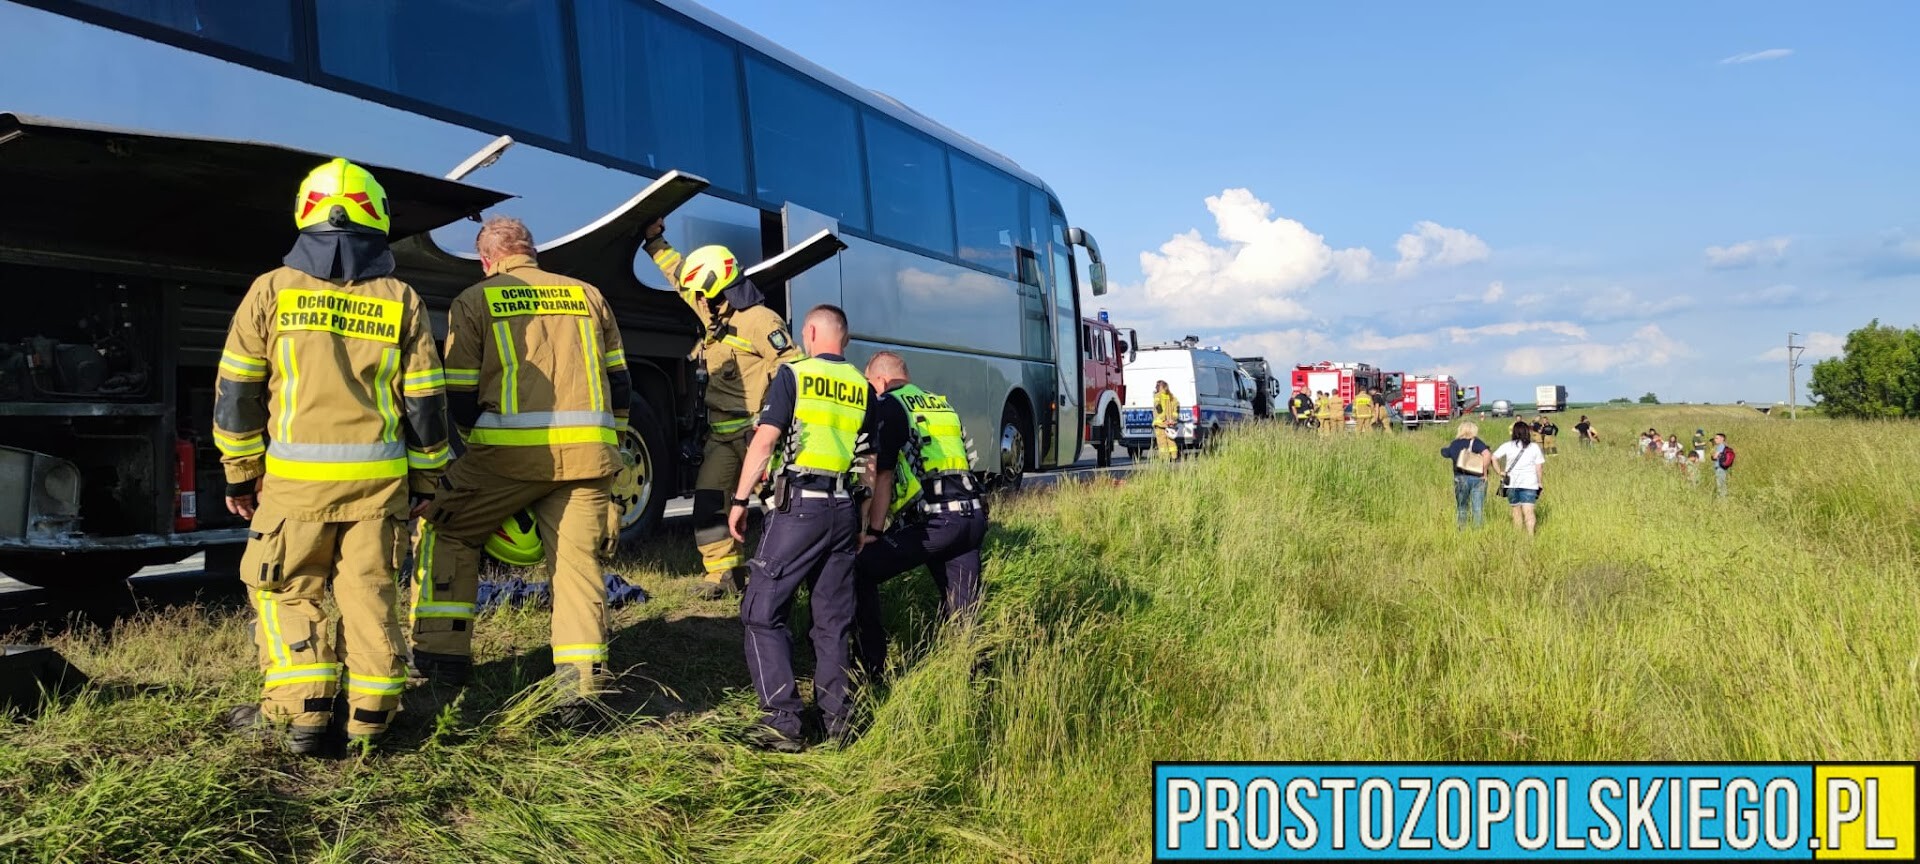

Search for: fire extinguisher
xmin=174 ymin=434 xmax=198 ymax=532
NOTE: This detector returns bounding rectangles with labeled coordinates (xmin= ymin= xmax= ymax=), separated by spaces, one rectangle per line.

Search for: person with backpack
xmin=1491 ymin=420 xmax=1546 ymax=535
xmin=1439 ymin=421 xmax=1493 ymax=528
xmin=1711 ymin=433 xmax=1735 ymax=497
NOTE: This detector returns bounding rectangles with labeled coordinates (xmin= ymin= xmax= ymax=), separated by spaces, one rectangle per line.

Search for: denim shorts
xmin=1508 ymin=487 xmax=1540 ymax=505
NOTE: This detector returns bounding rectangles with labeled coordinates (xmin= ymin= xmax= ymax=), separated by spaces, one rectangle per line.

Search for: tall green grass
xmin=3 ymin=406 xmax=1915 ymax=862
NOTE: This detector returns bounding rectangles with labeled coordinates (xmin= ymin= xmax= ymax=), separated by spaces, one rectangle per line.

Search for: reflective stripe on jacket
xmin=214 ymin=266 xmax=448 ymax=520
xmin=783 ymin=357 xmax=868 ymax=477
xmin=444 ymin=255 xmax=628 ymax=481
xmin=886 ymin=383 xmax=977 ymax=516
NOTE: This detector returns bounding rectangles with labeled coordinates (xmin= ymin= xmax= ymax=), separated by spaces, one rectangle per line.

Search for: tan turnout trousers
xmin=242 ymin=510 xmax=409 ymax=736
xmin=411 ymin=456 xmax=613 ymax=692
xmin=694 ymin=430 xmax=748 ymax=577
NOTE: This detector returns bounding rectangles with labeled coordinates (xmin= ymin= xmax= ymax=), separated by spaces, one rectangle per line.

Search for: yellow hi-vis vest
xmin=1352 ymin=392 xmax=1373 ymax=415
xmin=784 ymin=357 xmax=868 ymax=477
xmin=887 ymin=383 xmax=976 ymax=516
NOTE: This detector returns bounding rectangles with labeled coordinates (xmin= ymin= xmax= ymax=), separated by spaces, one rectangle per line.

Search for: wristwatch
xmin=731 ymin=496 xmax=749 ymax=508
xmin=865 ymin=526 xmax=883 ymax=539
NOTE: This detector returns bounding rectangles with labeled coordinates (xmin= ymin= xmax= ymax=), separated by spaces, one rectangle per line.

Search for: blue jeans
xmin=1453 ymin=474 xmax=1486 ymax=527
xmin=1715 ymin=467 xmax=1728 ymax=497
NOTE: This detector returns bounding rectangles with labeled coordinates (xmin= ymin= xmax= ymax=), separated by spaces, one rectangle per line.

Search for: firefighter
xmin=216 ymin=158 xmax=449 ymax=754
xmin=851 ymin=351 xmax=986 ymax=678
xmin=1288 ymin=389 xmax=1315 ymax=430
xmin=726 ymin=304 xmax=879 ymax=751
xmin=1315 ymin=390 xmax=1340 ymax=436
xmin=409 ymin=216 xmax=630 ymax=717
xmin=1151 ymin=380 xmax=1181 ymax=460
xmin=643 ymin=221 xmax=798 ymax=599
xmin=1350 ymin=388 xmax=1374 ymax=433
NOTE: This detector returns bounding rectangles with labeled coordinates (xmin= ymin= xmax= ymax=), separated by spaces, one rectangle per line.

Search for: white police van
xmin=1120 ymin=340 xmax=1255 ymax=456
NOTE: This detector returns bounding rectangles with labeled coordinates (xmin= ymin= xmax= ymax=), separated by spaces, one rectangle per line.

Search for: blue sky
xmin=3 ymin=1 xmax=1916 ymax=403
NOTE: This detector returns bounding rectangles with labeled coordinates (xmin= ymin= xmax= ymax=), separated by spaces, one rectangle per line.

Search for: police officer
xmin=644 ymin=222 xmax=798 ymax=599
xmin=1152 ymin=380 xmax=1181 ymax=460
xmin=727 ymin=304 xmax=877 ymax=751
xmin=409 ymin=216 xmax=630 ymax=714
xmin=1287 ymin=389 xmax=1314 ymax=429
xmin=851 ymin=351 xmax=986 ymax=677
xmin=1371 ymin=389 xmax=1391 ymax=432
xmin=216 ymin=158 xmax=449 ymax=754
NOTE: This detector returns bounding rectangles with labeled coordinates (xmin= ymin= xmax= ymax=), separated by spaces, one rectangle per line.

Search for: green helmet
xmin=484 ymin=509 xmax=543 ymax=568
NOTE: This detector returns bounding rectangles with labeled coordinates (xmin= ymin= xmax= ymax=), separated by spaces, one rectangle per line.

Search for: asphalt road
xmin=0 ymin=448 xmax=1140 ymax=615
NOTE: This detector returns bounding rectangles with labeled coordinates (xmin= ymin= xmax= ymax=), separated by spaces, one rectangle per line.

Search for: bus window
xmin=864 ymin=112 xmax=955 ymax=256
xmin=574 ymin=0 xmax=748 ymax=195
xmin=951 ymin=154 xmax=1019 ymax=278
xmin=745 ymin=56 xmax=868 ymax=230
xmin=316 ymin=0 xmax=572 ymax=143
xmin=70 ymin=0 xmax=296 ymax=60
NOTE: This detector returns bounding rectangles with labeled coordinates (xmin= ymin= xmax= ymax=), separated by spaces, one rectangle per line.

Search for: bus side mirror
xmin=1089 ymin=261 xmax=1108 ymax=296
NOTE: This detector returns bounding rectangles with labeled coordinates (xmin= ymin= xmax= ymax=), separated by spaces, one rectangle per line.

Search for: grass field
xmin=3 ymin=406 xmax=1916 ymax=862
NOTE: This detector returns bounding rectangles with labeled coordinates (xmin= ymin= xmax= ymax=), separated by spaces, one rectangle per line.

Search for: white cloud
xmin=1580 ymin=287 xmax=1696 ymax=322
xmin=1756 ymin=331 xmax=1846 ymax=363
xmin=1133 ymin=189 xmax=1357 ymax=329
xmin=1501 ymin=324 xmax=1688 ymax=376
xmin=1220 ymin=328 xmax=1335 ymax=363
xmin=1130 ymin=188 xmax=1488 ymax=330
xmin=1719 ymin=48 xmax=1794 ymax=65
xmin=1705 ymin=236 xmax=1791 ymax=269
xmin=1394 ymin=221 xmax=1491 ymax=278
xmin=1482 ymin=281 xmax=1506 ymax=303
xmin=1445 ymin=320 xmax=1589 ymax=343
xmin=1351 ymin=329 xmax=1438 ymax=352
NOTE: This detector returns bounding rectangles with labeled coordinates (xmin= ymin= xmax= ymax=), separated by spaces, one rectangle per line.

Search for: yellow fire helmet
xmin=677 ymin=244 xmax=740 ymax=298
xmin=483 ymin=509 xmax=543 ymax=568
xmin=294 ymin=157 xmax=391 ymax=234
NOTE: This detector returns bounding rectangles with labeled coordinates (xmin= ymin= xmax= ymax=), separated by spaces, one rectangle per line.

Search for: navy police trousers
xmin=741 ymin=495 xmax=858 ymax=738
xmin=853 ymin=505 xmax=988 ymax=674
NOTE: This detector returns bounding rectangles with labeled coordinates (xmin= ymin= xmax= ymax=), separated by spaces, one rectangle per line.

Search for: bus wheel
xmin=1095 ymin=409 xmax=1120 ymax=468
xmin=612 ymin=394 xmax=671 ymax=552
xmin=996 ymin=401 xmax=1029 ymax=491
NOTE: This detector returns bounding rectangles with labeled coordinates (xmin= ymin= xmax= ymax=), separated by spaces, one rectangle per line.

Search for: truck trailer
xmin=1535 ymin=384 xmax=1568 ymax=413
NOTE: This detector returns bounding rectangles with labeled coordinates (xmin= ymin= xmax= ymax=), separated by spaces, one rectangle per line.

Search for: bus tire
xmin=995 ymin=400 xmax=1030 ymax=491
xmin=612 ymin=393 xmax=671 ymax=552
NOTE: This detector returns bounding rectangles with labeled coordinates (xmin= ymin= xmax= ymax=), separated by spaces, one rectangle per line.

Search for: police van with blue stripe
xmin=1119 ymin=339 xmax=1255 ymax=457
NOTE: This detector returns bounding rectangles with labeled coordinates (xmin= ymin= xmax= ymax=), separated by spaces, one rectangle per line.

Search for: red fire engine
xmin=1083 ymin=313 xmax=1135 ymax=467
xmin=1400 ymin=375 xmax=1482 ymax=426
xmin=1289 ymin=361 xmax=1384 ymax=413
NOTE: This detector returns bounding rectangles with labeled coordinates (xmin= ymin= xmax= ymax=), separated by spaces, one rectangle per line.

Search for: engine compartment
xmin=0 ymin=262 xmax=242 ymax=543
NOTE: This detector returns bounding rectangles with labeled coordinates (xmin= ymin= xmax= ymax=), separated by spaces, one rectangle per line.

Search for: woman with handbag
xmin=1439 ymin=421 xmax=1493 ymax=528
xmin=1491 ymin=420 xmax=1546 ymax=535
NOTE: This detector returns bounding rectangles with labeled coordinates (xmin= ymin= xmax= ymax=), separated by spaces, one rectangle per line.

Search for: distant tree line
xmin=1809 ymin=320 xmax=1920 ymax=419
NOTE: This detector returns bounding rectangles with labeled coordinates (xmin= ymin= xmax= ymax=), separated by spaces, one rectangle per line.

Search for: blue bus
xmin=0 ymin=0 xmax=1108 ymax=589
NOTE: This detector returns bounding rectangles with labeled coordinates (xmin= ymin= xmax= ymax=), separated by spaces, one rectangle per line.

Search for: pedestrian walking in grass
xmin=1492 ymin=420 xmax=1546 ymax=536
xmin=1440 ymin=421 xmax=1492 ymax=528
xmin=1711 ymin=433 xmax=1734 ymax=497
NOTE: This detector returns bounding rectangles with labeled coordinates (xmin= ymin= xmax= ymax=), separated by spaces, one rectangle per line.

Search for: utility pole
xmin=1786 ymin=332 xmax=1807 ymax=420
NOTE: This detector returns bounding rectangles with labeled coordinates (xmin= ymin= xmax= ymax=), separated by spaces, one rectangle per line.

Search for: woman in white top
xmin=1491 ymin=420 xmax=1546 ymax=535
